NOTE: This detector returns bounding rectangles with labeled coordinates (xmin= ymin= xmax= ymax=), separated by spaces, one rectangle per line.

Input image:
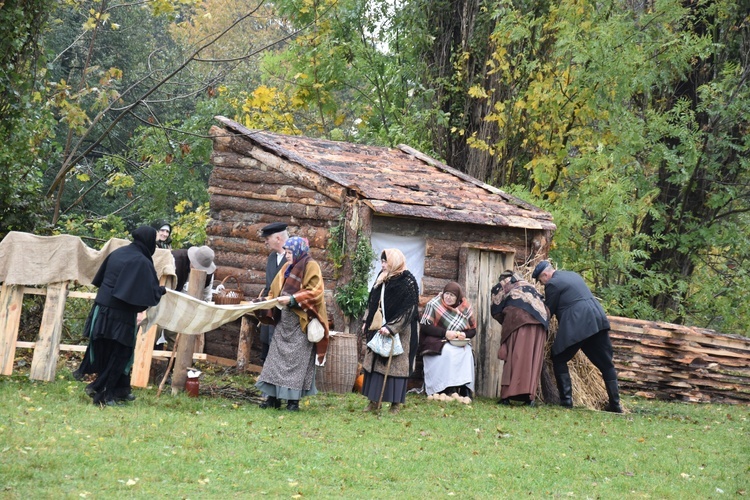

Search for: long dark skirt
xmin=79 ymin=304 xmax=138 ymax=404
xmin=87 ymin=339 xmax=134 ymax=404
xmin=362 ymin=370 xmax=408 ymax=404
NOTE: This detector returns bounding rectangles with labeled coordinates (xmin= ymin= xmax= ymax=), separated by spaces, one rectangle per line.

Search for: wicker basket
xmin=214 ymin=275 xmax=244 ymax=305
xmin=315 ymin=332 xmax=358 ymax=394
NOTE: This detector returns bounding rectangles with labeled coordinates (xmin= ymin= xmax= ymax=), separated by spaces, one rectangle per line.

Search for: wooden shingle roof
xmin=216 ymin=117 xmax=556 ymax=231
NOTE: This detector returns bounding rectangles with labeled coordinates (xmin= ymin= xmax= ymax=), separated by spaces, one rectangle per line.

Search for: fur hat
xmin=187 ymin=245 xmax=216 ymax=274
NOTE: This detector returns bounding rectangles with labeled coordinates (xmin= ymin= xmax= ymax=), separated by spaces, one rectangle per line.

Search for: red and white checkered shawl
xmin=420 ymin=293 xmax=477 ymax=332
xmin=271 ymin=254 xmax=329 ymax=360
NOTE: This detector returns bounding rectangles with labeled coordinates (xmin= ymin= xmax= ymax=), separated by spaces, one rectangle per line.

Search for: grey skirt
xmin=256 ymin=308 xmax=317 ymax=400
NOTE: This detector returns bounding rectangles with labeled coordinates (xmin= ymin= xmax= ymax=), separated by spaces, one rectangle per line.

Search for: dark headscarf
xmin=442 ymin=281 xmax=464 ymax=304
xmin=150 ymin=220 xmax=172 ymax=249
xmin=132 ymin=225 xmax=157 ymax=257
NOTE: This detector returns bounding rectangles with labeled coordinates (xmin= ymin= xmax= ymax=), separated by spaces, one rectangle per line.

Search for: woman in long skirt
xmin=361 ymin=249 xmax=419 ymax=414
xmin=79 ymin=226 xmax=165 ymax=405
xmin=491 ymin=270 xmax=550 ymax=406
xmin=255 ymin=236 xmax=329 ymax=411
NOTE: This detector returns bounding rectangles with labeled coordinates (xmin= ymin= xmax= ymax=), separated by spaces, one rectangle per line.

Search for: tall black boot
xmin=286 ymin=400 xmax=300 ymax=412
xmin=604 ymin=379 xmax=623 ymax=413
xmin=555 ymin=373 xmax=573 ymax=408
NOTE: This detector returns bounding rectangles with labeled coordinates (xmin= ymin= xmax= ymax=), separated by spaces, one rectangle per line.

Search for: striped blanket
xmin=142 ymin=289 xmax=279 ymax=335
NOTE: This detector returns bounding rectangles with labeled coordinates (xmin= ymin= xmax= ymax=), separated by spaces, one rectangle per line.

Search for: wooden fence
xmin=610 ymin=316 xmax=750 ymax=404
xmin=0 ymin=280 xmax=232 ymax=386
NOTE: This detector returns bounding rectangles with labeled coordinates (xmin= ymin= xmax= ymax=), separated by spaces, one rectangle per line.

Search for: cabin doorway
xmin=460 ymin=247 xmax=514 ymax=398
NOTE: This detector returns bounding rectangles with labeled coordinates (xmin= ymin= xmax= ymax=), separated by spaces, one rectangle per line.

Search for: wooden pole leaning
xmin=131 ymin=274 xmax=171 ymax=388
xmin=29 ymin=281 xmax=70 ymax=381
xmin=0 ymin=284 xmax=25 ymax=376
xmin=170 ymin=268 xmax=206 ymax=395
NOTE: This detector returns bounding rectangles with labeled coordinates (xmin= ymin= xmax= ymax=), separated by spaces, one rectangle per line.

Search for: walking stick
xmin=376 ymin=332 xmax=396 ymax=412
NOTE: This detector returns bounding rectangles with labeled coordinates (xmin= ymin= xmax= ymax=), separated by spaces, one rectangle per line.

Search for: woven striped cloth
xmin=142 ymin=289 xmax=279 ymax=335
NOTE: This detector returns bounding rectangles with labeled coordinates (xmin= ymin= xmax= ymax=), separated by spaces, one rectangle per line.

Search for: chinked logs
xmin=609 ymin=316 xmax=750 ymax=404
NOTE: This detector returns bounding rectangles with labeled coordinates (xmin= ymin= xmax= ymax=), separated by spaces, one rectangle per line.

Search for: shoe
xmin=259 ymin=396 xmax=281 ymax=409
xmin=117 ymin=393 xmax=136 ymax=402
xmin=497 ymin=398 xmax=510 ymax=405
xmin=604 ymin=379 xmax=623 ymax=413
xmin=84 ymin=384 xmax=97 ymax=398
xmin=363 ymin=401 xmax=378 ymax=412
xmin=102 ymin=399 xmax=120 ymax=407
xmin=72 ymin=369 xmax=84 ymax=381
xmin=555 ymin=372 xmax=574 ymax=408
xmin=286 ymin=400 xmax=300 ymax=412
xmin=389 ymin=402 xmax=401 ymax=414
xmin=526 ymin=399 xmax=536 ymax=407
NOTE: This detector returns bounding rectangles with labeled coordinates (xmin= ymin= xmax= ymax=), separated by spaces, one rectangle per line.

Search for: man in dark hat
xmin=259 ymin=222 xmax=289 ymax=363
xmin=533 ymin=260 xmax=623 ymax=412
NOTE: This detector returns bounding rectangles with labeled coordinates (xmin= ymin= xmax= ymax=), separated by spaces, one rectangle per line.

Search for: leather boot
xmin=363 ymin=400 xmax=378 ymax=412
xmin=259 ymin=396 xmax=280 ymax=409
xmin=389 ymin=402 xmax=401 ymax=414
xmin=604 ymin=379 xmax=623 ymax=413
xmin=556 ymin=373 xmax=573 ymax=408
xmin=286 ymin=400 xmax=300 ymax=412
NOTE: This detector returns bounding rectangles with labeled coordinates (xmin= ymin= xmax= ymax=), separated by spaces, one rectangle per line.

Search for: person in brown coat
xmin=491 ymin=270 xmax=549 ymax=406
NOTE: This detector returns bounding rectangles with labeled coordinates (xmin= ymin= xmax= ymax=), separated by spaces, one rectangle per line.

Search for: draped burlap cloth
xmin=141 ymin=289 xmax=278 ymax=335
xmin=0 ymin=231 xmax=175 ymax=286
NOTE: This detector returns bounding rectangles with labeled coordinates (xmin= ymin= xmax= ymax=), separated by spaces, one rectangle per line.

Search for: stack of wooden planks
xmin=609 ymin=316 xmax=750 ymax=404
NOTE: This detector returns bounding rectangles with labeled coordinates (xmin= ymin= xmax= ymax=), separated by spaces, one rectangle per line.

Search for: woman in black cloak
xmin=360 ymin=248 xmax=420 ymax=414
xmin=78 ymin=226 xmax=166 ymax=405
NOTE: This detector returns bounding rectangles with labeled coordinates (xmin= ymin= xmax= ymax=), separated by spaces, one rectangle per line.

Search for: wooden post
xmin=171 ymin=268 xmax=205 ymax=394
xmin=29 ymin=282 xmax=70 ymax=381
xmin=237 ymin=316 xmax=255 ymax=372
xmin=130 ymin=275 xmax=170 ymax=388
xmin=0 ymin=284 xmax=25 ymax=376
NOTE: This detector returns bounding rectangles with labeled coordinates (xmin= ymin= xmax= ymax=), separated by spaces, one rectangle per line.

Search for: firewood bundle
xmin=609 ymin=316 xmax=750 ymax=404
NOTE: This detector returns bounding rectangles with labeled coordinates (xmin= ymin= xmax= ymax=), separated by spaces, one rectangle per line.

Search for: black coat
xmin=544 ymin=270 xmax=610 ymax=356
xmin=93 ymin=242 xmax=163 ymax=313
xmin=260 ymin=251 xmax=287 ymax=342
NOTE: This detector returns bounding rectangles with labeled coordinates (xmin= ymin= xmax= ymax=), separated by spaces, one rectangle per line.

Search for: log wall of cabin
xmin=204 ymin=131 xmax=343 ymax=360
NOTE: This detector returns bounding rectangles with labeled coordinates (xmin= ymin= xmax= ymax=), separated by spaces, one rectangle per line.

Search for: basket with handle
xmin=214 ymin=275 xmax=244 ymax=305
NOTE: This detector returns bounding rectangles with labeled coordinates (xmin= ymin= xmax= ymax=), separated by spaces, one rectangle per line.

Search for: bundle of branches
xmin=200 ymin=383 xmax=265 ymax=405
xmin=517 ymin=258 xmax=609 ymax=410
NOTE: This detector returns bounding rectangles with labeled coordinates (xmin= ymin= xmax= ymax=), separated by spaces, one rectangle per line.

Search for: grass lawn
xmin=0 ymin=363 xmax=747 ymax=499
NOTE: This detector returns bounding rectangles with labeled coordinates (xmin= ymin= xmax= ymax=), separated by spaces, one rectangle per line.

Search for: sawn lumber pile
xmin=609 ymin=316 xmax=750 ymax=404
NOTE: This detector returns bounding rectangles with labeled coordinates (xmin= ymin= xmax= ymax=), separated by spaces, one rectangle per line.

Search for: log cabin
xmin=203 ymin=116 xmax=556 ymax=398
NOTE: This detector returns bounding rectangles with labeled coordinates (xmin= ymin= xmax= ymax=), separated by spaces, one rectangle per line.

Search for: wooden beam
xmin=0 ymin=284 xmax=24 ymax=376
xmin=22 ymin=287 xmax=96 ymax=299
xmin=30 ymin=281 xmax=69 ymax=382
xmin=131 ymin=275 xmax=170 ymax=388
xmin=236 ymin=316 xmax=255 ymax=372
xmin=172 ymin=269 xmax=206 ymax=394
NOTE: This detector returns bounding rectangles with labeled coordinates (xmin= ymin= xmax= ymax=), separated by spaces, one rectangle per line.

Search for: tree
xmin=0 ymin=0 xmax=57 ymax=237
xmin=452 ymin=0 xmax=749 ymax=334
xmin=39 ymin=0 xmax=283 ymax=236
